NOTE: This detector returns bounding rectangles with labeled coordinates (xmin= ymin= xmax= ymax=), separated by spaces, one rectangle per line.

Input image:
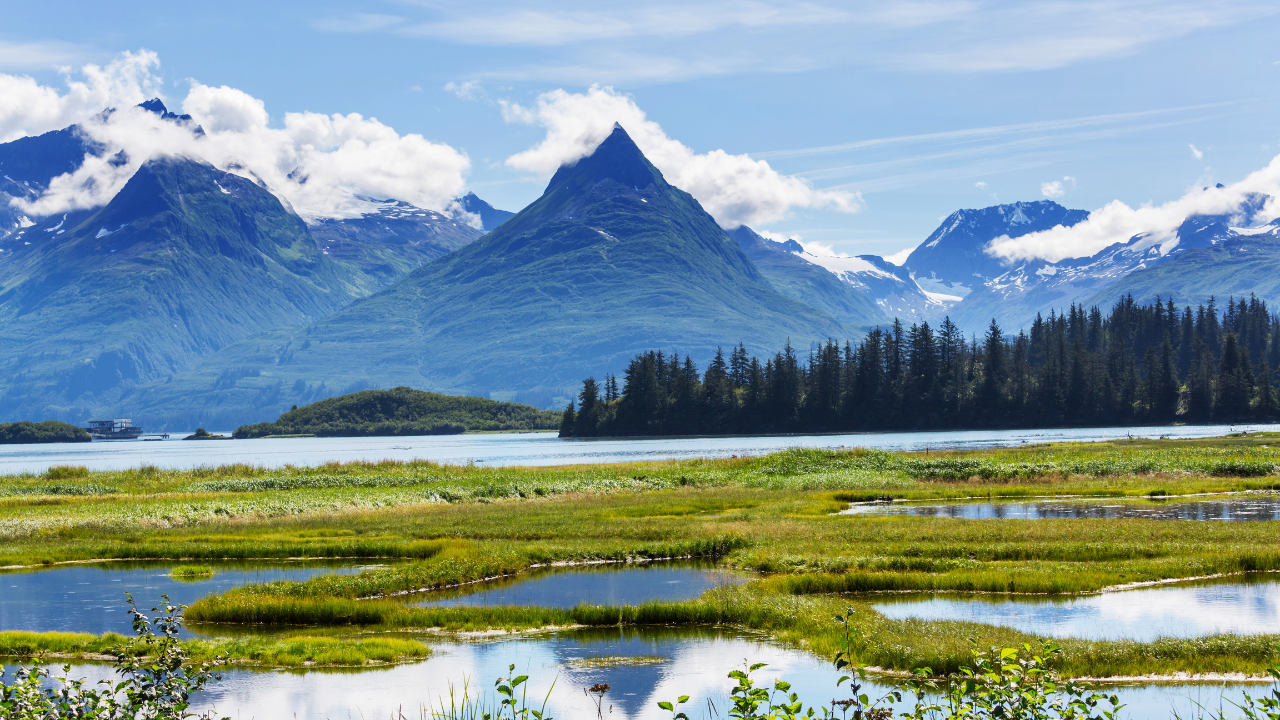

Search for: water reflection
xmin=6 ymin=628 xmax=1266 ymax=720
xmin=843 ymin=496 xmax=1280 ymax=521
xmin=413 ymin=562 xmax=751 ymax=609
xmin=872 ymin=576 xmax=1280 ymax=641
xmin=0 ymin=561 xmax=386 ymax=636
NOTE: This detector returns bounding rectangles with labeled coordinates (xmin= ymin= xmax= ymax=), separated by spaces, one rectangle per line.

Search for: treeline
xmin=235 ymin=386 xmax=561 ymax=438
xmin=0 ymin=420 xmax=91 ymax=444
xmin=560 ymin=296 xmax=1280 ymax=437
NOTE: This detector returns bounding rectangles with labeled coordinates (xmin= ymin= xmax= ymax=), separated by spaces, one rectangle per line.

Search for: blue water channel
xmin=0 ymin=561 xmax=387 ymax=637
xmin=872 ymin=575 xmax=1280 ymax=641
xmin=412 ymin=562 xmax=751 ymax=608
xmin=842 ymin=495 xmax=1280 ymax=521
xmin=3 ymin=562 xmax=1278 ymax=718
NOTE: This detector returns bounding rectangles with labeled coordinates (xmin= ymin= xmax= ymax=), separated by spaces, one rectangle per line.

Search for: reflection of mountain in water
xmin=552 ymin=632 xmax=674 ymax=717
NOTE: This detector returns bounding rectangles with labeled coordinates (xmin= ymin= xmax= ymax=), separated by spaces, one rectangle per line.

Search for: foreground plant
xmin=0 ymin=594 xmax=227 ymax=720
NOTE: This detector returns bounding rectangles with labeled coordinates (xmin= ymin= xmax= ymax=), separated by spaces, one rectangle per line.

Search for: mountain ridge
xmin=117 ymin=123 xmax=849 ymax=428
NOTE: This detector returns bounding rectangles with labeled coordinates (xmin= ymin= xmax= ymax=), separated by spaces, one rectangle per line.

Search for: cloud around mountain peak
xmin=501 ymin=84 xmax=860 ymax=229
xmin=987 ymin=154 xmax=1280 ymax=264
xmin=5 ymin=52 xmax=473 ymax=221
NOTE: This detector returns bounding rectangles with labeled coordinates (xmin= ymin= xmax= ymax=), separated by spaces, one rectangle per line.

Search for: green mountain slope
xmin=0 ymin=156 xmax=357 ymax=423
xmin=731 ymin=225 xmax=886 ymax=328
xmin=1083 ymin=230 xmax=1280 ymax=309
xmin=234 ymin=386 xmax=559 ymax=437
xmin=123 ymin=124 xmax=845 ymax=427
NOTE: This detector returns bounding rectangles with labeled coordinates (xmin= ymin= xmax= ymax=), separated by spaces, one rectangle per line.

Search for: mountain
xmin=0 ymin=155 xmax=356 ymax=422
xmin=0 ymin=99 xmax=203 ymax=243
xmin=1082 ymin=218 xmax=1280 ymax=310
xmin=731 ymin=225 xmax=886 ymax=328
xmin=904 ymin=200 xmax=1090 ymax=298
xmin=937 ymin=196 xmax=1275 ymax=331
xmin=309 ymin=199 xmax=483 ymax=293
xmin=457 ymin=192 xmax=516 ymax=231
xmin=120 ymin=123 xmax=847 ymax=427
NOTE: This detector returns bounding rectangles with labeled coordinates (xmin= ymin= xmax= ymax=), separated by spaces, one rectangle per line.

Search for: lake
xmin=871 ymin=575 xmax=1280 ymax=641
xmin=2 ymin=422 xmax=1276 ymax=474
xmin=842 ymin=495 xmax=1280 ymax=521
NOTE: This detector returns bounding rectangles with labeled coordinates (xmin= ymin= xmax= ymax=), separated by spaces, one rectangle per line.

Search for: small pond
xmin=843 ymin=495 xmax=1280 ymax=521
xmin=412 ymin=562 xmax=751 ymax=608
xmin=5 ymin=628 xmax=1267 ymax=720
xmin=872 ymin=575 xmax=1280 ymax=641
xmin=0 ymin=561 xmax=388 ymax=636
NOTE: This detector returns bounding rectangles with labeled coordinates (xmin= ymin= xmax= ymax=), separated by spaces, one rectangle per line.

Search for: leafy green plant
xmin=897 ymin=641 xmax=1122 ymax=720
xmin=0 ymin=594 xmax=227 ymax=719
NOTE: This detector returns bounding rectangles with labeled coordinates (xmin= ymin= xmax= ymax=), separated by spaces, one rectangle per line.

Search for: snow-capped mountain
xmin=309 ymin=198 xmax=483 ymax=292
xmin=791 ymin=248 xmax=955 ymax=320
xmin=931 ymin=193 xmax=1276 ymax=331
xmin=904 ymin=200 xmax=1089 ymax=298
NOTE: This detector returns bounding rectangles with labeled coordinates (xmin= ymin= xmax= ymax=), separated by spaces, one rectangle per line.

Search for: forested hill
xmin=234 ymin=387 xmax=561 ymax=438
xmin=560 ymin=295 xmax=1280 ymax=437
xmin=0 ymin=420 xmax=91 ymax=444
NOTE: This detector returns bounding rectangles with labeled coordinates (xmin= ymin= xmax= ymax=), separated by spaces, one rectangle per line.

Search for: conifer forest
xmin=562 ymin=295 xmax=1280 ymax=437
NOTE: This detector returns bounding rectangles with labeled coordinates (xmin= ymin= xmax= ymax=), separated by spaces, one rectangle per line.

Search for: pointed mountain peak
xmin=612 ymin=121 xmax=624 ymax=130
xmin=545 ymin=122 xmax=665 ymax=194
xmin=138 ymin=98 xmax=171 ymax=115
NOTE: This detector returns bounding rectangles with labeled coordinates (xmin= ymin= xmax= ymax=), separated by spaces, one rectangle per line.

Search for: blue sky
xmin=4 ymin=0 xmax=1279 ymax=260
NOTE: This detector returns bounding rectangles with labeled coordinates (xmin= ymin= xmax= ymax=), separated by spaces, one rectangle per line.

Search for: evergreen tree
xmin=573 ymin=378 xmax=601 ymax=436
xmin=558 ymin=401 xmax=576 ymax=438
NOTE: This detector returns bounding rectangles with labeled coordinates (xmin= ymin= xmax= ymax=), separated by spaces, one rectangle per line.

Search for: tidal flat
xmin=2 ymin=433 xmax=1280 ymax=680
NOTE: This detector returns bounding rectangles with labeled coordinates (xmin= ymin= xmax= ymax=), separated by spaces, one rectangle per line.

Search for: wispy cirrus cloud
xmin=0 ymin=39 xmax=86 ymax=69
xmin=310 ymin=13 xmax=405 ymax=33
xmin=313 ymin=0 xmax=1280 ymax=83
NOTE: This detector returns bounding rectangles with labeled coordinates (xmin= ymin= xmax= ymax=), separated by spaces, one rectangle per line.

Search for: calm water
xmin=0 ymin=561 xmax=388 ymax=636
xmin=843 ymin=495 xmax=1280 ymax=521
xmin=5 ymin=629 xmax=1265 ymax=720
xmin=2 ymin=422 xmax=1277 ymax=474
xmin=413 ymin=563 xmax=751 ymax=608
xmin=872 ymin=576 xmax=1280 ymax=641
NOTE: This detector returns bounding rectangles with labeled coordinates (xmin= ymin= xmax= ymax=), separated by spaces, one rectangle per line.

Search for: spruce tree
xmin=558 ymin=401 xmax=576 ymax=438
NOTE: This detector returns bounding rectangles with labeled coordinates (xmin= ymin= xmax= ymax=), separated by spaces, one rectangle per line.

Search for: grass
xmin=0 ymin=630 xmax=431 ymax=668
xmin=5 ymin=433 xmax=1280 ymax=678
xmin=168 ymin=565 xmax=217 ymax=579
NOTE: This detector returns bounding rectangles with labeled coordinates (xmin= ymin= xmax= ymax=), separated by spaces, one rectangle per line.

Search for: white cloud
xmin=755 ymin=229 xmax=799 ymax=242
xmin=1040 ymin=180 xmax=1066 ymax=198
xmin=986 ymin=153 xmax=1280 ymax=263
xmin=883 ymin=245 xmax=916 ymax=265
xmin=0 ymin=50 xmax=162 ymax=143
xmin=443 ymin=80 xmax=483 ymax=101
xmin=1189 ymin=143 xmax=1204 ymax=159
xmin=500 ymin=85 xmax=859 ymax=228
xmin=1063 ymin=175 xmax=1076 ymax=187
xmin=7 ymin=53 xmax=472 ymax=221
xmin=974 ymin=181 xmax=988 ymax=189
xmin=797 ymin=239 xmax=839 ymax=256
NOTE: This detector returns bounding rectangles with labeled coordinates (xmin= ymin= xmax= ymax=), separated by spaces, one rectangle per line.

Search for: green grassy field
xmin=3 ymin=433 xmax=1280 ymax=676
